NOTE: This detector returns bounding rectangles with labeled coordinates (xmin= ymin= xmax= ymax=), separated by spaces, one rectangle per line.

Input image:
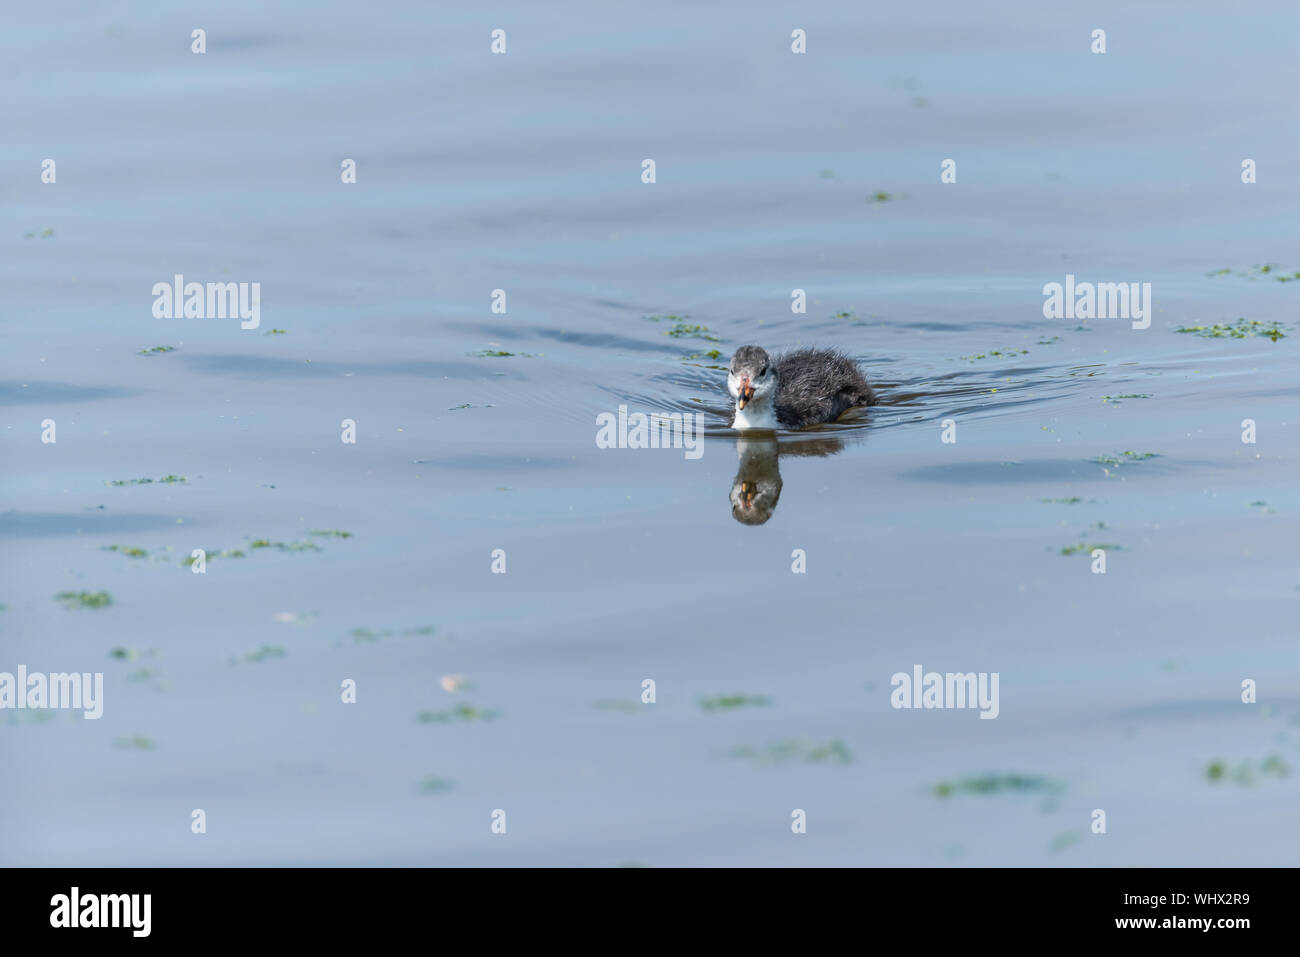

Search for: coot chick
xmin=727 ymin=345 xmax=874 ymax=430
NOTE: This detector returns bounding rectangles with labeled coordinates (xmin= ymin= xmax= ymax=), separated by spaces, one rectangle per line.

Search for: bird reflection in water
xmin=729 ymin=434 xmax=847 ymax=526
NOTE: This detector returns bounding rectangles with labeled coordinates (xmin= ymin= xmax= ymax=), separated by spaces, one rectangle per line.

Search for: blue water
xmin=2 ymin=0 xmax=1298 ymax=865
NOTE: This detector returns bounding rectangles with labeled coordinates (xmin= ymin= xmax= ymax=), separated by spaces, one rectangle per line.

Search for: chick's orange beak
xmin=737 ymin=376 xmax=754 ymax=409
xmin=740 ymin=480 xmax=757 ymax=508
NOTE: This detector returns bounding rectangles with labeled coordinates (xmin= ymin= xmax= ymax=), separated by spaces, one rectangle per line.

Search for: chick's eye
xmin=760 ymin=367 xmax=768 ymax=377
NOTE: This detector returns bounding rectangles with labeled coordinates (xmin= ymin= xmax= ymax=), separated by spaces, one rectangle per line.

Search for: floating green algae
xmin=699 ymin=694 xmax=772 ymax=712
xmin=1093 ymin=451 xmax=1159 ymax=468
xmin=681 ymin=348 xmax=723 ymax=361
xmin=1060 ymin=542 xmax=1122 ymax=556
xmin=182 ymin=548 xmax=245 ymax=566
xmin=1102 ymin=393 xmax=1152 ymax=403
xmin=106 ymin=474 xmax=187 ymax=487
xmin=102 ymin=544 xmax=149 ymax=558
xmin=664 ymin=322 xmax=720 ymax=342
xmin=958 ymin=348 xmax=1029 ymax=361
xmin=109 ymin=647 xmax=157 ymax=661
xmin=249 ymin=538 xmax=322 ymax=553
xmin=1206 ymin=755 xmax=1290 ymax=786
xmin=933 ymin=773 xmax=1062 ymax=798
xmin=1207 ymin=263 xmax=1300 ymax=282
xmin=350 ymin=625 xmax=436 ymax=643
xmin=55 ymin=591 xmax=112 ymax=609
xmin=1174 ymin=318 xmax=1286 ymax=340
xmin=592 ymin=698 xmax=641 ymax=713
xmin=730 ymin=738 xmax=852 ymax=767
xmin=1048 ymin=830 xmax=1083 ymax=853
xmin=417 ymin=703 xmax=500 ymax=723
xmin=231 ymin=645 xmax=287 ymax=665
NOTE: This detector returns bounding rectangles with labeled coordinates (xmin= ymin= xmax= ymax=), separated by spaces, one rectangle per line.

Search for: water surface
xmin=2 ymin=0 xmax=1298 ymax=865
